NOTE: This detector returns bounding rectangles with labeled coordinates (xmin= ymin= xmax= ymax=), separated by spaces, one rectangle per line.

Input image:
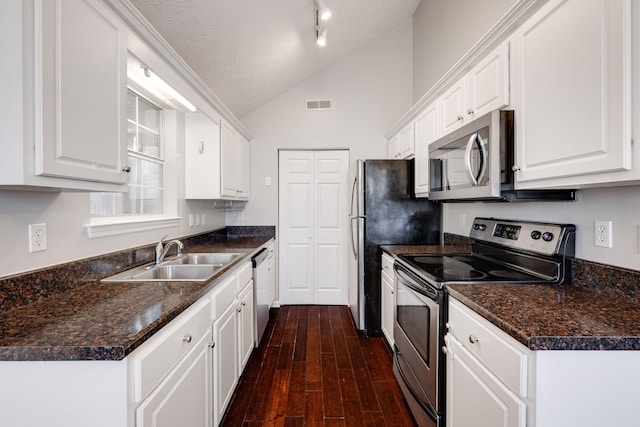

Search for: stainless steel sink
xmin=167 ymin=253 xmax=242 ymax=265
xmin=132 ymin=264 xmax=221 ymax=281
xmin=101 ymin=252 xmax=243 ymax=282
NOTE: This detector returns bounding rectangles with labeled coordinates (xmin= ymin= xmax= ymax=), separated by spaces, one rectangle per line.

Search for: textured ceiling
xmin=130 ymin=0 xmax=420 ymax=117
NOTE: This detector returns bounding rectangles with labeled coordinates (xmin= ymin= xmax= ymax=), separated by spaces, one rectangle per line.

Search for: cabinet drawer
xmin=236 ymin=261 xmax=252 ymax=292
xmin=211 ymin=275 xmax=237 ymax=319
xmin=448 ymin=298 xmax=529 ymax=397
xmin=131 ymin=298 xmax=211 ymax=402
xmin=381 ymin=253 xmax=394 ymax=278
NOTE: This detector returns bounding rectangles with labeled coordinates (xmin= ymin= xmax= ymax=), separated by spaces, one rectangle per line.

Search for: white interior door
xmin=279 ymin=150 xmax=349 ymax=305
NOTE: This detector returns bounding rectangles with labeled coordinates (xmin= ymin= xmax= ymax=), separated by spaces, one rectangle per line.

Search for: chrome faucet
xmin=155 ymin=235 xmax=184 ymax=265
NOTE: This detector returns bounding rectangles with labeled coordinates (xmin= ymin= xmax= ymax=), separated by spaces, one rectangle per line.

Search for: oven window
xmin=396 ymin=281 xmax=431 ymax=365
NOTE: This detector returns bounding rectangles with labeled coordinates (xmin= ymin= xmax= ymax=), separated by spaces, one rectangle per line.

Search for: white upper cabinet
xmin=440 ymin=41 xmax=510 ymax=135
xmin=185 ymin=114 xmax=249 ymax=200
xmin=185 ymin=112 xmax=221 ymax=199
xmin=0 ymin=0 xmax=128 ymax=191
xmin=512 ymin=0 xmax=632 ymax=185
xmin=388 ymin=123 xmax=415 ymax=159
xmin=221 ymin=120 xmax=250 ymax=200
xmin=414 ymin=101 xmax=439 ymax=197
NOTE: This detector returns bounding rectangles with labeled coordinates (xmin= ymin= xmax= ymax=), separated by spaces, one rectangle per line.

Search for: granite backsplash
xmin=0 ymin=226 xmax=275 ymax=313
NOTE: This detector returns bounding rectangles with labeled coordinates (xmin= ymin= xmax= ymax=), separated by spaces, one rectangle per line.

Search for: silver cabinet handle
xmin=198 ymin=141 xmax=205 ymax=153
xmin=208 ymin=341 xmax=215 ymax=348
xmin=122 ymin=165 xmax=131 ymax=173
xmin=183 ymin=334 xmax=193 ymax=343
xmin=468 ymin=335 xmax=479 ymax=344
xmin=512 ymin=165 xmax=521 ymax=172
xmin=457 ymin=115 xmax=464 ymax=121
xmin=467 ymin=109 xmax=474 ymax=115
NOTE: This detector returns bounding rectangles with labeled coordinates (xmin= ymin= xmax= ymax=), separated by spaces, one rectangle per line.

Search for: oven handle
xmin=394 ymin=264 xmax=438 ymax=300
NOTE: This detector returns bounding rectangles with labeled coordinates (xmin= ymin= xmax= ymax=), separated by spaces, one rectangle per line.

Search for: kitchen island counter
xmin=0 ymin=228 xmax=274 ymax=361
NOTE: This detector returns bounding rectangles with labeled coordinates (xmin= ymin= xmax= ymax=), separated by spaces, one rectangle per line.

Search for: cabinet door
xmin=513 ymin=0 xmax=631 ymax=183
xmin=238 ymin=283 xmax=255 ymax=374
xmin=414 ymin=102 xmax=439 ymax=196
xmin=237 ymin=135 xmax=250 ymax=199
xmin=213 ymin=303 xmax=238 ymax=426
xmin=185 ymin=113 xmax=222 ymax=199
xmin=466 ymin=41 xmax=510 ymax=120
xmin=387 ymin=134 xmax=399 ymax=159
xmin=440 ymin=80 xmax=466 ymax=134
xmin=380 ymin=271 xmax=395 ymax=348
xmin=221 ymin=121 xmax=239 ymax=197
xmin=37 ymin=0 xmax=128 ymax=184
xmin=398 ymin=123 xmax=415 ymax=159
xmin=446 ymin=334 xmax=526 ymax=427
xmin=136 ymin=331 xmax=212 ymax=427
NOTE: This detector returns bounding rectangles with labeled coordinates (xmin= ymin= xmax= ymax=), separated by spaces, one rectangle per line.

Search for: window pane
xmin=127 ymin=121 xmax=137 ymax=151
xmin=128 ymin=157 xmax=164 ymax=215
xmin=137 ymin=128 xmax=161 ymax=158
xmin=138 ymin=97 xmax=159 ymax=132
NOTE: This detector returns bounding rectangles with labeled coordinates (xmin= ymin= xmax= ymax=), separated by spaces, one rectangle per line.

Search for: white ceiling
xmin=130 ymin=0 xmax=420 ymax=118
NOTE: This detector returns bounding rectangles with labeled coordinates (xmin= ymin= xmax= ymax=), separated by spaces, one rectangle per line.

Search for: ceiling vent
xmin=306 ymin=99 xmax=332 ymax=111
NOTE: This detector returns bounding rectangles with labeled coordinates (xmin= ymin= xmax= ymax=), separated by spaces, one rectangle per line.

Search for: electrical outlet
xmin=195 ymin=214 xmax=201 ymax=226
xmin=28 ymin=223 xmax=47 ymax=252
xmin=189 ymin=214 xmax=195 ymax=227
xmin=595 ymin=221 xmax=612 ymax=248
xmin=201 ymin=214 xmax=206 ymax=226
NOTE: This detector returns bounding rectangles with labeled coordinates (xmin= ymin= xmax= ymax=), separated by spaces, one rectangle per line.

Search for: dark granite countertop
xmin=0 ymin=229 xmax=274 ymax=361
xmin=381 ymin=243 xmax=640 ymax=351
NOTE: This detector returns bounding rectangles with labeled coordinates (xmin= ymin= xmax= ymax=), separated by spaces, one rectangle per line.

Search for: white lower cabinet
xmin=446 ymin=298 xmax=527 ymax=427
xmin=211 ymin=260 xmax=255 ymax=426
xmin=446 ymin=334 xmax=525 ymax=427
xmin=238 ymin=281 xmax=255 ymax=373
xmin=136 ymin=330 xmax=212 ymax=427
xmin=380 ymin=253 xmax=395 ymax=347
xmin=447 ymin=297 xmax=640 ymax=427
xmin=213 ymin=299 xmax=238 ymax=426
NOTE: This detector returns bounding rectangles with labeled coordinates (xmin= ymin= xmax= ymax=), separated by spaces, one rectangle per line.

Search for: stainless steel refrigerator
xmin=348 ymin=159 xmax=441 ymax=335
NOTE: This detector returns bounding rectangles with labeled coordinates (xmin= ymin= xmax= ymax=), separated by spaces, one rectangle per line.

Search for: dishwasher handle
xmin=251 ymin=248 xmax=269 ymax=267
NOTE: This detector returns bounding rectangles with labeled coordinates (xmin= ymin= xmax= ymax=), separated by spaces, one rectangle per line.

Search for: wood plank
xmin=321 ymin=352 xmax=343 ymax=418
xmin=304 ymin=391 xmax=323 ymax=426
xmin=358 ymin=336 xmax=387 ymax=383
xmin=285 ymin=361 xmax=306 ymax=417
xmin=293 ymin=306 xmax=308 ymax=362
xmin=263 ymin=370 xmax=291 ymax=424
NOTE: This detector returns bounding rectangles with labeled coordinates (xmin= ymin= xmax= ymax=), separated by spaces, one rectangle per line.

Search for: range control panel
xmin=469 ymin=217 xmax=575 ymax=256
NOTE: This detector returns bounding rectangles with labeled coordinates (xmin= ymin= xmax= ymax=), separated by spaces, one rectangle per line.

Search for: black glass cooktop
xmin=397 ymin=253 xmax=546 ymax=285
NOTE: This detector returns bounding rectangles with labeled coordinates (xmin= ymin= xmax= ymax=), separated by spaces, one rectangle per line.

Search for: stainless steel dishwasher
xmin=252 ymin=247 xmax=271 ymax=346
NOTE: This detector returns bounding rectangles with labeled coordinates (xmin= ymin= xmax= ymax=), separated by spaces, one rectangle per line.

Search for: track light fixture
xmin=314 ymin=0 xmax=331 ymax=47
xmin=316 ymin=27 xmax=328 ymax=47
xmin=316 ymin=0 xmax=331 ymax=21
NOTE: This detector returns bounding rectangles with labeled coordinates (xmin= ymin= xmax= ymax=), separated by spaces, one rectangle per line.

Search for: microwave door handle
xmin=464 ymin=133 xmax=487 ymax=186
xmin=464 ymin=133 xmax=479 ymax=186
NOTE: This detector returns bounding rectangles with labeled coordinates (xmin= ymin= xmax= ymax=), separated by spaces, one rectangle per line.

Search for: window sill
xmin=86 ymin=216 xmax=182 ymax=239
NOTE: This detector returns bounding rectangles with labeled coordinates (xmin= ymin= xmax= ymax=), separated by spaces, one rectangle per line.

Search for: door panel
xmin=279 ymin=150 xmax=348 ymax=305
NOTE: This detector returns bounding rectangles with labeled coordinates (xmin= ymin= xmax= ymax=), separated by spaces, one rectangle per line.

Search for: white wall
xmin=231 ymin=21 xmax=414 ymax=227
xmin=444 ymin=187 xmax=640 ymax=271
xmin=412 ymin=0 xmax=516 ymax=102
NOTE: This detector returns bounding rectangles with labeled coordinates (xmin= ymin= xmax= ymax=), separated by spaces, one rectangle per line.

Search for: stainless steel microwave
xmin=428 ymin=110 xmax=575 ymax=202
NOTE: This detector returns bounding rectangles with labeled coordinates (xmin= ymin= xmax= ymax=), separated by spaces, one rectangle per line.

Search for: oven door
xmin=393 ymin=263 xmax=442 ymax=423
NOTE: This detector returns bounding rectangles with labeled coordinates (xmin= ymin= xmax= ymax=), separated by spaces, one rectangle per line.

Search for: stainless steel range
xmin=392 ymin=217 xmax=576 ymax=427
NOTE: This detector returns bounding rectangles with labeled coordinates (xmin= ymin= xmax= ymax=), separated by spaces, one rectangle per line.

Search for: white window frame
xmin=86 ymin=90 xmax=180 ymax=238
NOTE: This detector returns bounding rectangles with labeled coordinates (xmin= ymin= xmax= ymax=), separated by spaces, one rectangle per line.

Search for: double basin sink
xmin=102 ymin=253 xmax=242 ymax=282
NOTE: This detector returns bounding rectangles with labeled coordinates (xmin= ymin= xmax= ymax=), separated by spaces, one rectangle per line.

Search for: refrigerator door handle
xmin=349 ymin=217 xmax=358 ymax=260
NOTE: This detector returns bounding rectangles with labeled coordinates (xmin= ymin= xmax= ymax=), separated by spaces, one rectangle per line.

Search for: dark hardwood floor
xmin=221 ymin=305 xmax=418 ymax=426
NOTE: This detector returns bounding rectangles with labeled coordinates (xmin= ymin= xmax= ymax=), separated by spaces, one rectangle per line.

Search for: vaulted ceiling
xmin=130 ymin=0 xmax=420 ymax=117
